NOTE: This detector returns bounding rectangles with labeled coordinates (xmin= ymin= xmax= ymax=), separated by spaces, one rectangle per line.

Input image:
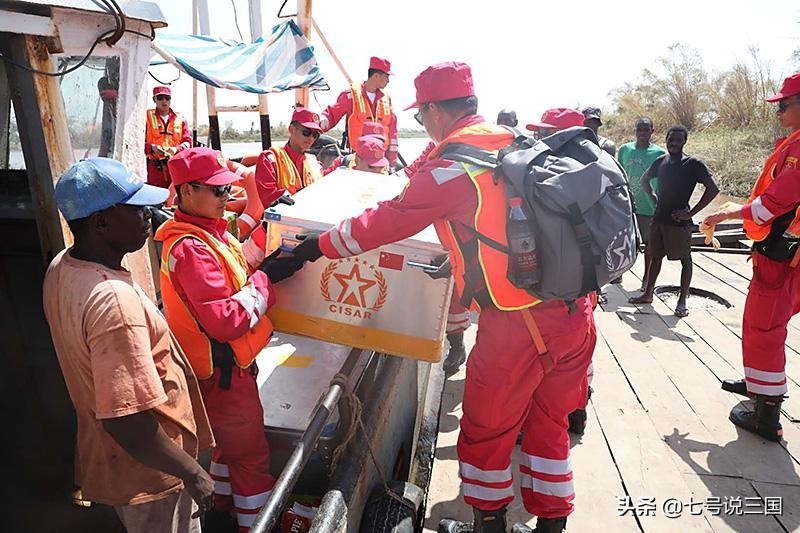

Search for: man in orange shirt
xmin=43 ymin=158 xmax=214 ymax=533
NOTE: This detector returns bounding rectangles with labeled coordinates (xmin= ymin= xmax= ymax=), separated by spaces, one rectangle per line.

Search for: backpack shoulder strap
xmin=438 ymin=143 xmax=498 ymax=169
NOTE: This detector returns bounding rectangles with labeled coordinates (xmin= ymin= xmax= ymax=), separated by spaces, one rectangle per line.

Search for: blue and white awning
xmin=151 ymin=20 xmax=327 ymax=94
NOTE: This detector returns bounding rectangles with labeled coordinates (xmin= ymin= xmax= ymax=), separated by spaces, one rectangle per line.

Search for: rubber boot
xmin=729 ymin=395 xmax=784 ymax=442
xmin=510 ymin=516 xmax=567 ymax=533
xmin=721 ymin=378 xmax=749 ymax=397
xmin=568 ymin=386 xmax=592 ymax=435
xmin=439 ymin=506 xmax=507 ymax=533
xmin=443 ymin=332 xmax=467 ymax=376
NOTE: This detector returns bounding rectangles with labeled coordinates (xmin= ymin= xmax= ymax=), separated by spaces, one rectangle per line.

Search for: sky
xmin=149 ymin=0 xmax=800 ymax=133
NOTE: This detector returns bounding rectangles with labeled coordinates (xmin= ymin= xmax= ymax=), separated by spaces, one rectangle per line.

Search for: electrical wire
xmin=148 ymin=70 xmax=181 ymax=85
xmin=230 ymin=0 xmax=245 ymax=41
xmin=276 ymin=0 xmax=296 ymax=18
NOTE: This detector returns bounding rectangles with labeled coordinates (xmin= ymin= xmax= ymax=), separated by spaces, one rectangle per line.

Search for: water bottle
xmin=507 ymin=197 xmax=541 ymax=288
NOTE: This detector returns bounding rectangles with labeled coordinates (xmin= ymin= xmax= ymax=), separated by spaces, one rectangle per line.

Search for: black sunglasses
xmin=155 ymin=95 xmax=171 ymax=101
xmin=414 ymin=103 xmax=430 ymax=126
xmin=777 ymin=99 xmax=799 ymax=113
xmin=300 ymin=128 xmax=321 ymax=139
xmin=190 ymin=182 xmax=232 ymax=197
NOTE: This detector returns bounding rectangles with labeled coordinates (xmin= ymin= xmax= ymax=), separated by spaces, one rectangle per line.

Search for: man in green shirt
xmin=617 ymin=117 xmax=667 ymax=290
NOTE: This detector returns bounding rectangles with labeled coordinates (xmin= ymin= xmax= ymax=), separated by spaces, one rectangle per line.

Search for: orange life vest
xmin=428 ymin=122 xmax=538 ymax=312
xmin=268 ymin=146 xmax=322 ymax=195
xmin=347 ymin=84 xmax=392 ymax=149
xmin=744 ymin=129 xmax=800 ymax=241
xmin=145 ymin=109 xmax=185 ymax=160
xmin=155 ymin=220 xmax=273 ymax=379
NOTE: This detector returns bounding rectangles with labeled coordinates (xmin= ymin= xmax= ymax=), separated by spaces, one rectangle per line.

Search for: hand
xmin=671 ymin=209 xmax=692 ymax=223
xmin=702 ymin=205 xmax=741 ymax=227
xmin=184 ymin=468 xmax=214 ymax=518
xmin=269 ymin=194 xmax=295 ymax=207
xmin=426 ymin=253 xmax=452 ymax=280
xmin=166 ymin=146 xmax=178 ymax=157
xmin=291 ymin=233 xmax=323 ymax=262
xmin=259 ymin=256 xmax=305 ymax=283
xmin=153 ymin=145 xmax=168 ymax=157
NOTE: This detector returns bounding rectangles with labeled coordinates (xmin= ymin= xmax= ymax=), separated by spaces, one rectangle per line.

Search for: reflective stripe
xmin=751 ymin=196 xmax=774 ymax=225
xmin=521 ymin=453 xmax=572 ymax=476
xmin=233 ymin=490 xmax=271 ymax=510
xmin=210 ymin=462 xmax=229 ymax=477
xmin=746 ymin=381 xmax=788 ymax=395
xmin=328 ymin=228 xmax=352 ymax=258
xmin=447 ymin=311 xmax=471 ymax=324
xmin=242 ymin=232 xmax=266 ymax=268
xmin=520 ymin=473 xmax=574 ymax=498
xmin=744 ymin=367 xmax=786 ymax=383
xmin=236 ymin=510 xmax=257 ymax=528
xmin=431 ymin=164 xmax=464 ymax=185
xmin=320 ymin=116 xmax=330 ymax=130
xmin=168 ymin=253 xmax=177 ymax=273
xmin=239 ymin=212 xmax=258 ymax=229
xmin=214 ymin=480 xmax=232 ymax=495
xmin=459 ymin=462 xmax=512 ymax=484
xmin=231 ymin=282 xmax=268 ymax=328
xmin=338 ymin=219 xmax=364 ymax=255
xmin=463 ymin=482 xmax=514 ymax=502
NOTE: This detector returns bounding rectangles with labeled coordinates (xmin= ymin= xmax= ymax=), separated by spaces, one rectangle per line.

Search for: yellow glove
xmin=698 ymin=222 xmax=721 ymax=250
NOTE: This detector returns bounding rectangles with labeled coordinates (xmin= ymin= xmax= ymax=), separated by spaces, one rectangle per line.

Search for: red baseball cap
xmin=168 ymin=147 xmax=239 ymax=186
xmin=355 ymin=136 xmax=389 ymax=167
xmin=361 ymin=121 xmax=386 ymax=139
xmin=369 ymin=56 xmax=392 ymax=75
xmin=766 ymin=73 xmax=800 ymax=102
xmin=291 ymin=107 xmax=323 ymax=131
xmin=153 ymin=86 xmax=171 ymax=97
xmin=404 ymin=62 xmax=474 ymax=110
xmin=526 ymin=108 xmax=585 ymax=131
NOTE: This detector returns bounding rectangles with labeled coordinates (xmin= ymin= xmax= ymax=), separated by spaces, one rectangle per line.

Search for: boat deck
xmin=423 ymin=252 xmax=800 ymax=532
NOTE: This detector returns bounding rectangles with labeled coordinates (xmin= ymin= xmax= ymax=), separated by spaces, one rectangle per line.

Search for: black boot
xmin=721 ymin=379 xmax=749 ymax=397
xmin=439 ymin=506 xmax=507 ymax=533
xmin=729 ymin=395 xmax=784 ymax=442
xmin=510 ymin=516 xmax=567 ymax=533
xmin=443 ymin=332 xmax=467 ymax=375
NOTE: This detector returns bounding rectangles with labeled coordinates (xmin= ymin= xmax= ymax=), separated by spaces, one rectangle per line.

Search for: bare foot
xmin=674 ymin=303 xmax=689 ymax=317
xmin=628 ymin=294 xmax=653 ymax=304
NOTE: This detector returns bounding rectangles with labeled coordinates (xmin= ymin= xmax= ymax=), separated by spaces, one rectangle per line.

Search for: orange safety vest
xmin=268 ymin=146 xmax=322 ymax=195
xmin=145 ymin=109 xmax=185 ymax=160
xmin=428 ymin=122 xmax=539 ymax=312
xmin=347 ymin=84 xmax=392 ymax=149
xmin=155 ymin=220 xmax=273 ymax=379
xmin=744 ymin=129 xmax=800 ymax=241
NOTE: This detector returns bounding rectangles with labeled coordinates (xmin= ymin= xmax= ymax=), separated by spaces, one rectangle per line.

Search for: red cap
xmin=404 ymin=62 xmax=474 ymax=110
xmin=153 ymin=86 xmax=171 ymax=97
xmin=766 ymin=73 xmax=800 ymax=102
xmin=168 ymin=147 xmax=239 ymax=186
xmin=369 ymin=56 xmax=392 ymax=75
xmin=526 ymin=108 xmax=584 ymax=131
xmin=361 ymin=121 xmax=386 ymax=139
xmin=291 ymin=107 xmax=322 ymax=131
xmin=355 ymin=136 xmax=389 ymax=167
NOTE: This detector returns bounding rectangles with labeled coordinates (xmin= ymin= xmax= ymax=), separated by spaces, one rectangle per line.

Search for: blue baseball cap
xmin=55 ymin=158 xmax=169 ymax=221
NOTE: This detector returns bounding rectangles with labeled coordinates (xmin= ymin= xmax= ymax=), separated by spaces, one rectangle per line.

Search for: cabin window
xmin=58 ymin=56 xmax=120 ymax=160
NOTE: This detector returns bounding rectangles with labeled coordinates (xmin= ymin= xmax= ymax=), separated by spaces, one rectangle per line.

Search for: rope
xmin=327 ymin=373 xmax=418 ymax=517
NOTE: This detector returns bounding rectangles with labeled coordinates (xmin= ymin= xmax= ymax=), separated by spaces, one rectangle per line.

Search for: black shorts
xmin=649 ymin=221 xmax=692 ymax=260
xmin=636 ymin=214 xmax=653 ymax=245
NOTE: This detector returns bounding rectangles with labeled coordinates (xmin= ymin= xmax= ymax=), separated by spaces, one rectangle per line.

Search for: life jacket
xmin=744 ymin=129 xmax=800 ymax=242
xmin=145 ymin=109 xmax=185 ymax=160
xmin=428 ymin=121 xmax=538 ymax=312
xmin=347 ymin=84 xmax=392 ymax=149
xmin=155 ymin=220 xmax=273 ymax=380
xmin=268 ymin=146 xmax=322 ymax=195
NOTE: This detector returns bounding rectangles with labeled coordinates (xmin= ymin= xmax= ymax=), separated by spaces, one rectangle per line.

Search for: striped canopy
xmin=151 ymin=20 xmax=327 ymax=94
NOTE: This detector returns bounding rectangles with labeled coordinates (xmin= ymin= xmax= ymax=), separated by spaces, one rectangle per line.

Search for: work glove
xmin=291 ymin=233 xmax=323 ymax=262
xmin=426 ymin=253 xmax=452 ymax=280
xmin=258 ymin=249 xmax=305 ymax=283
xmin=269 ymin=194 xmax=295 ymax=207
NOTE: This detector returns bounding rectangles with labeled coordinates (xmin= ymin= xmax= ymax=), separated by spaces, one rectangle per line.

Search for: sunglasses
xmin=190 ymin=182 xmax=232 ymax=197
xmin=300 ymin=128 xmax=321 ymax=140
xmin=414 ymin=103 xmax=431 ymax=126
xmin=155 ymin=95 xmax=171 ymax=101
xmin=777 ymin=99 xmax=800 ymax=113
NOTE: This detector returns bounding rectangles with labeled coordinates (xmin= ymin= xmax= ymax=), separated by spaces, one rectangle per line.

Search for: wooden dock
xmin=423 ymin=252 xmax=800 ymax=532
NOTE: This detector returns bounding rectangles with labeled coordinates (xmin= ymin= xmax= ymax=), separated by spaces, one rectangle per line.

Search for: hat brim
xmin=197 ymin=167 xmax=242 ymax=186
xmin=122 ymin=183 xmax=170 ymax=207
xmin=296 ymin=120 xmax=323 ymax=131
xmin=526 ymin=122 xmax=556 ymax=131
xmin=363 ymin=156 xmax=389 ymax=168
xmin=765 ymin=91 xmax=797 ymax=102
xmin=585 ymin=115 xmax=602 ymax=124
xmin=404 ymin=101 xmax=420 ymax=111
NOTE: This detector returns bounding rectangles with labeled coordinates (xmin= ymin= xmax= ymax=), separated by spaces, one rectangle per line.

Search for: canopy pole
xmin=295 ymin=0 xmax=312 ymax=108
xmin=311 ymin=16 xmax=352 ymax=85
xmin=191 ymin=0 xmax=198 ymax=146
xmin=249 ymin=0 xmax=271 ymax=149
xmin=197 ymin=0 xmax=220 ymax=149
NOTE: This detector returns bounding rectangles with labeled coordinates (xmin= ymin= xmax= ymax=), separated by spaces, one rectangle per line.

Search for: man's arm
xmin=387 ymin=105 xmax=399 ymax=165
xmin=402 ymin=141 xmax=436 ymax=178
xmin=640 ymin=164 xmax=658 ymax=205
xmin=254 ymin=151 xmax=287 ymax=207
xmin=177 ymin=118 xmax=192 ymax=152
xmin=688 ymin=174 xmax=719 ymax=218
xmin=103 ymin=412 xmax=213 ymax=514
xmin=319 ymin=90 xmax=352 ymax=132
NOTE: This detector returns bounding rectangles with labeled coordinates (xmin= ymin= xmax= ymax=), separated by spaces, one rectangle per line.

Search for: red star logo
xmin=333 ymin=264 xmax=376 ymax=307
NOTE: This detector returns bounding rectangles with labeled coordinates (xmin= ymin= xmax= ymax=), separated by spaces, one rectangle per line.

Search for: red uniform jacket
xmin=254 ymin=144 xmax=307 ymax=207
xmin=742 ymin=136 xmax=800 ymax=226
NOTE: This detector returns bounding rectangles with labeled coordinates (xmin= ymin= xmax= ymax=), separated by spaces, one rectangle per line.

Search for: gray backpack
xmin=440 ymin=126 xmax=638 ymax=301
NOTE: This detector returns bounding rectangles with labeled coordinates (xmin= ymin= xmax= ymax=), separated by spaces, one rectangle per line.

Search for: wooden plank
xmin=751 ymin=482 xmax=800 ymax=532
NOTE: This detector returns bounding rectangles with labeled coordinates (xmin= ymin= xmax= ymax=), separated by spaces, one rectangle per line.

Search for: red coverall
xmin=167 ymin=209 xmax=274 ymax=531
xmin=317 ymin=115 xmax=595 ymax=518
xmin=254 ymin=143 xmax=308 ymax=207
xmin=143 ymin=109 xmax=191 ymax=187
xmin=320 ymin=85 xmax=399 ymax=164
xmin=739 ymin=136 xmax=800 ymax=396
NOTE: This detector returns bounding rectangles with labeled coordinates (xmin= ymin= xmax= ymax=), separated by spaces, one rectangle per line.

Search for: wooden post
xmin=192 ymin=0 xmax=198 ymax=146
xmin=311 ymin=17 xmax=352 ymax=85
xmin=197 ymin=0 xmax=220 ymax=149
xmin=249 ymin=0 xmax=271 ymax=149
xmin=295 ymin=0 xmax=312 ymax=108
xmin=0 ymin=60 xmax=10 ymax=168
